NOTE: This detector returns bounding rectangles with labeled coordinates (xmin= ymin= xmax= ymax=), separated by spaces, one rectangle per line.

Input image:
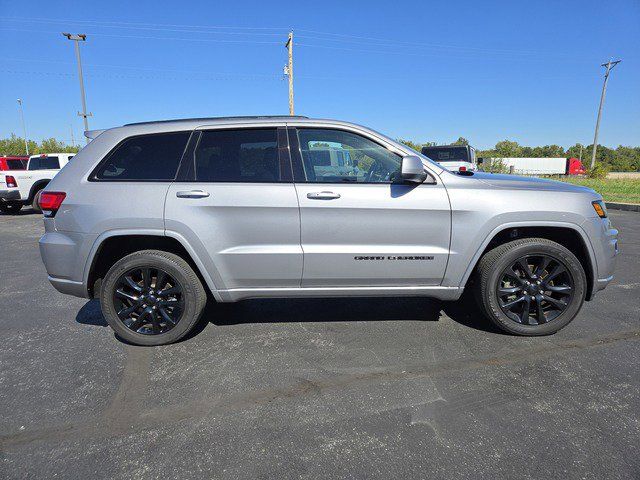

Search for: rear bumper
xmin=47 ymin=276 xmax=89 ymax=298
xmin=39 ymin=230 xmax=97 ymax=299
xmin=0 ymin=189 xmax=21 ymax=201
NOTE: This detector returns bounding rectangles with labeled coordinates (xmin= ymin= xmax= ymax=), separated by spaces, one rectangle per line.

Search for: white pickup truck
xmin=0 ymin=153 xmax=74 ymax=214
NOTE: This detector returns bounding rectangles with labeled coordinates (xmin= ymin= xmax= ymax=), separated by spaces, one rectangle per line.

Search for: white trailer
xmin=487 ymin=158 xmax=568 ymax=175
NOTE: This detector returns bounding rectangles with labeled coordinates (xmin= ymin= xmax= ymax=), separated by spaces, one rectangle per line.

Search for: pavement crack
xmin=1 ymin=328 xmax=638 ymax=449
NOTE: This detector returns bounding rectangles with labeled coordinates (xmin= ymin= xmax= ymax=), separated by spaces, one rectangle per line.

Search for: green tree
xmin=0 ymin=134 xmax=38 ymax=156
xmin=40 ymin=138 xmax=79 ymax=154
xmin=531 ymin=145 xmax=565 ymax=157
xmin=450 ymin=137 xmax=469 ymax=146
xmin=494 ymin=140 xmax=523 ymax=158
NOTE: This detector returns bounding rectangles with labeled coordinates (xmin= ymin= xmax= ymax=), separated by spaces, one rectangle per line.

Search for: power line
xmin=0 ymin=27 xmax=283 ymax=44
xmin=1 ymin=16 xmax=586 ymax=59
xmin=0 ymin=16 xmax=288 ymax=32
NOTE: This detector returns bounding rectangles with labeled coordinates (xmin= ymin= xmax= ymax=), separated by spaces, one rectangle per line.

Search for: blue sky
xmin=0 ymin=0 xmax=638 ymax=149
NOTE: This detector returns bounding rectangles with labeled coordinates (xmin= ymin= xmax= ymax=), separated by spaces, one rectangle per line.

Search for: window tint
xmin=421 ymin=146 xmax=470 ymax=163
xmin=296 ymin=129 xmax=402 ymax=183
xmin=195 ymin=129 xmax=280 ymax=182
xmin=94 ymin=132 xmax=190 ymax=181
xmin=6 ymin=159 xmax=25 ymax=169
xmin=29 ymin=156 xmax=60 ymax=170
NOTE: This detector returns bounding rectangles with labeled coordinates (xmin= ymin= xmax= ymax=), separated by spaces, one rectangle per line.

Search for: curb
xmin=606 ymin=202 xmax=640 ymax=212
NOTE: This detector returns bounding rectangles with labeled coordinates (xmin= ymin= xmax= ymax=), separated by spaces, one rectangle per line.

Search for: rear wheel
xmin=31 ymin=190 xmax=43 ymax=213
xmin=100 ymin=250 xmax=207 ymax=346
xmin=475 ymin=238 xmax=586 ymax=336
xmin=0 ymin=202 xmax=22 ymax=214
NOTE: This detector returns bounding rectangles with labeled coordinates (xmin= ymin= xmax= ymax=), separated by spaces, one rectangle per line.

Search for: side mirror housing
xmin=400 ymin=155 xmax=428 ymax=184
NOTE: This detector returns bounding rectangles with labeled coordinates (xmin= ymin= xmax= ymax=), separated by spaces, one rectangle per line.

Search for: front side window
xmin=94 ymin=132 xmax=190 ymax=181
xmin=29 ymin=156 xmax=60 ymax=170
xmin=296 ymin=129 xmax=402 ymax=183
xmin=195 ymin=128 xmax=281 ymax=182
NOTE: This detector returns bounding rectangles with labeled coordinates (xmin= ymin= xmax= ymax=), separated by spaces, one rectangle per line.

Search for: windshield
xmin=29 ymin=156 xmax=60 ymax=170
xmin=422 ymin=147 xmax=470 ymax=163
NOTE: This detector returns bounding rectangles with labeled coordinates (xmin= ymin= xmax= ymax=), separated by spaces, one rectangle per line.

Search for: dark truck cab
xmin=421 ymin=145 xmax=477 ymax=172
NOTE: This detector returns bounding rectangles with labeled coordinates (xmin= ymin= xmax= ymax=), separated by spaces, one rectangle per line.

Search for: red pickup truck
xmin=0 ymin=156 xmax=29 ymax=171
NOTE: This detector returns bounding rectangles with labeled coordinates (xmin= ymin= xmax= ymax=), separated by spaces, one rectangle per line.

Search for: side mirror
xmin=400 ymin=155 xmax=428 ymax=184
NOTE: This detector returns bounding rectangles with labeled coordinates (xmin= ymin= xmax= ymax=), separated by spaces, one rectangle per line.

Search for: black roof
xmin=124 ymin=115 xmax=308 ymax=126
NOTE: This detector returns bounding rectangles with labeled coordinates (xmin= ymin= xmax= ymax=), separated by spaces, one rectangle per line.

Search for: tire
xmin=31 ymin=190 xmax=43 ymax=213
xmin=100 ymin=250 xmax=207 ymax=346
xmin=475 ymin=238 xmax=587 ymax=336
xmin=0 ymin=202 xmax=22 ymax=214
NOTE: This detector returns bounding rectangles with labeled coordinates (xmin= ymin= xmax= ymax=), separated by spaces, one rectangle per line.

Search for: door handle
xmin=307 ymin=191 xmax=341 ymax=200
xmin=176 ymin=190 xmax=210 ymax=199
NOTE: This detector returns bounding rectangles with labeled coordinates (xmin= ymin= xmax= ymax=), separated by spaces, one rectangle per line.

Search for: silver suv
xmin=38 ymin=116 xmax=618 ymax=345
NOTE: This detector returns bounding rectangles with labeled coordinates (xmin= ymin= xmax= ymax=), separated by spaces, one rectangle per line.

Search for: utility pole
xmin=16 ymin=99 xmax=29 ymax=155
xmin=284 ymin=32 xmax=294 ymax=115
xmin=590 ymin=59 xmax=621 ymax=169
xmin=63 ymin=33 xmax=92 ymax=143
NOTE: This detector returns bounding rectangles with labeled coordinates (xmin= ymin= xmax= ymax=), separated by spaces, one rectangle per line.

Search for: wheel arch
xmin=460 ymin=222 xmax=597 ymax=301
xmin=28 ymin=179 xmax=50 ymax=201
xmin=84 ymin=231 xmax=222 ymax=301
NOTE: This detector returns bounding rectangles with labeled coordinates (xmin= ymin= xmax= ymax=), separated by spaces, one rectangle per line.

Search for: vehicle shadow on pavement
xmin=75 ymin=300 xmax=109 ymax=327
xmin=0 ymin=208 xmax=39 ymax=217
xmin=204 ymin=289 xmax=503 ymax=335
xmin=75 ymin=290 xmax=503 ymax=344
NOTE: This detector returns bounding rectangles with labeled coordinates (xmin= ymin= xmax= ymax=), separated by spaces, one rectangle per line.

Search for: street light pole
xmin=590 ymin=59 xmax=621 ymax=169
xmin=284 ymin=32 xmax=294 ymax=115
xmin=63 ymin=33 xmax=91 ymax=143
xmin=16 ymin=99 xmax=29 ymax=155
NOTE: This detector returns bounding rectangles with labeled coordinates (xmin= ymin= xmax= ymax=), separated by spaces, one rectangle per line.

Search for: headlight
xmin=592 ymin=200 xmax=607 ymax=218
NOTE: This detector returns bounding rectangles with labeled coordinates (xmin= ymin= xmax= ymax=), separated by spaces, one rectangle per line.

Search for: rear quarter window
xmin=93 ymin=132 xmax=190 ymax=181
xmin=6 ymin=159 xmax=26 ymax=169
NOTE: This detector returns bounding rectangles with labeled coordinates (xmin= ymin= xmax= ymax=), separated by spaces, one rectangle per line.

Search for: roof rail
xmin=124 ymin=115 xmax=309 ymax=126
xmin=85 ymin=129 xmax=105 ymax=140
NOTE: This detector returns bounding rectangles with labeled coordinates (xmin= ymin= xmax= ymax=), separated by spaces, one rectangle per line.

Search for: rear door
xmin=164 ymin=125 xmax=302 ymax=292
xmin=289 ymin=126 xmax=451 ymax=287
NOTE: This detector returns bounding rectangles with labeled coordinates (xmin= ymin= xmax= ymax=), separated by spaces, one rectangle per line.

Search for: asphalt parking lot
xmin=1 ymin=209 xmax=638 ymax=479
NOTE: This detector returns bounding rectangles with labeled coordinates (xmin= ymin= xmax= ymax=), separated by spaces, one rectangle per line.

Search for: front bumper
xmin=0 ymin=189 xmax=21 ymax=201
xmin=583 ymin=216 xmax=618 ymax=298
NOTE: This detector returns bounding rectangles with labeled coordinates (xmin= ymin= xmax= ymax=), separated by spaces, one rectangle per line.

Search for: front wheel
xmin=0 ymin=202 xmax=22 ymax=214
xmin=475 ymin=238 xmax=587 ymax=336
xmin=100 ymin=250 xmax=207 ymax=346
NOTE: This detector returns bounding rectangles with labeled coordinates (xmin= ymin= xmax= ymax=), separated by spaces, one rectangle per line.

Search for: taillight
xmin=5 ymin=175 xmax=17 ymax=188
xmin=39 ymin=191 xmax=66 ymax=217
xmin=458 ymin=166 xmax=467 ymax=172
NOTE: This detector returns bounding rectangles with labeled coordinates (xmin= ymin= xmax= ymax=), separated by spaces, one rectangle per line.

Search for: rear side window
xmin=195 ymin=129 xmax=281 ymax=182
xmin=94 ymin=132 xmax=190 ymax=181
xmin=6 ymin=159 xmax=25 ymax=169
xmin=29 ymin=156 xmax=60 ymax=170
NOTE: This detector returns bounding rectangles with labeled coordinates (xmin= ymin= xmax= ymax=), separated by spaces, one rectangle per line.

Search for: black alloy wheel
xmin=497 ymin=254 xmax=574 ymax=325
xmin=475 ymin=237 xmax=587 ymax=336
xmin=113 ymin=266 xmax=185 ymax=335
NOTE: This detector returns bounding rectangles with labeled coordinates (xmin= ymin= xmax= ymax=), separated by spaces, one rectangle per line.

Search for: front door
xmin=165 ymin=126 xmax=302 ymax=292
xmin=289 ymin=127 xmax=451 ymax=287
